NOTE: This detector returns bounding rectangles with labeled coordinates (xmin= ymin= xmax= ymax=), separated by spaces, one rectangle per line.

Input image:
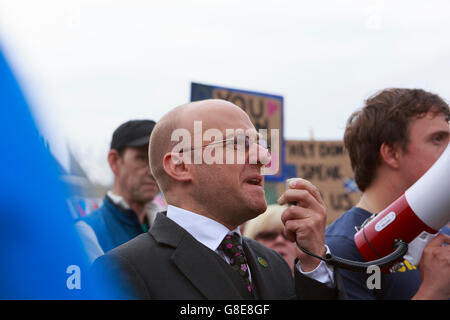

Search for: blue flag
xmin=0 ymin=47 xmax=122 ymax=299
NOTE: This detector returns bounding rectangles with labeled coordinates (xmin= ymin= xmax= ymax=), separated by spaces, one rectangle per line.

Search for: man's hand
xmin=278 ymin=178 xmax=327 ymax=272
xmin=413 ymin=233 xmax=450 ymax=300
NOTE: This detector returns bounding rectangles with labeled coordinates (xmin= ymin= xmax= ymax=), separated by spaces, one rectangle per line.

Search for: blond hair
xmin=243 ymin=204 xmax=287 ymax=239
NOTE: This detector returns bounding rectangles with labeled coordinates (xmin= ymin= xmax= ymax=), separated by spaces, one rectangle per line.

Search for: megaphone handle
xmin=296 ymin=239 xmax=409 ymax=273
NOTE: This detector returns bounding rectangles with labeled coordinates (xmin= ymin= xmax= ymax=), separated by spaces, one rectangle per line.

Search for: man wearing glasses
xmin=92 ymin=99 xmax=344 ymax=300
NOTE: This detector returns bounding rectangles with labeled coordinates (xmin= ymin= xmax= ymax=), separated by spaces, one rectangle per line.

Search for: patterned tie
xmin=220 ymin=233 xmax=252 ymax=293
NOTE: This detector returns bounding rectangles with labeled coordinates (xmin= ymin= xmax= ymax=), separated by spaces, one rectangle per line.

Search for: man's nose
xmin=248 ymin=143 xmax=271 ymax=166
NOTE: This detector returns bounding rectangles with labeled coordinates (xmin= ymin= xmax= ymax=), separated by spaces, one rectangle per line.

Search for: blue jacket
xmin=81 ymin=196 xmax=144 ymax=254
xmin=326 ymin=207 xmax=422 ymax=300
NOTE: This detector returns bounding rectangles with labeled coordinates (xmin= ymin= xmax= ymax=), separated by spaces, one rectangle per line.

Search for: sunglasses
xmin=254 ymin=230 xmax=288 ymax=241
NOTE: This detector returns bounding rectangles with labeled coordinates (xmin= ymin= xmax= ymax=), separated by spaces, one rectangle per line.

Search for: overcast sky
xmin=1 ymin=0 xmax=449 ymax=185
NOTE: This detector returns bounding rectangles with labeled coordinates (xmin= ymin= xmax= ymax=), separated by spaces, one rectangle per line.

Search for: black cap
xmin=110 ymin=120 xmax=156 ymax=151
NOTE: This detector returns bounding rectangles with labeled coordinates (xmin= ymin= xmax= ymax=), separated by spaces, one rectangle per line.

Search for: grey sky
xmin=1 ymin=0 xmax=449 ymax=185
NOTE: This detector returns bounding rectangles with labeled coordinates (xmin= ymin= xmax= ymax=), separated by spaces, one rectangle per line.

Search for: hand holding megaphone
xmin=278 ymin=178 xmax=327 ymax=272
xmin=414 ymin=233 xmax=450 ymax=299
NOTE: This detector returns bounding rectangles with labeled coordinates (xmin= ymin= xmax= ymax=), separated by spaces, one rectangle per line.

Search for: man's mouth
xmin=244 ymin=175 xmax=263 ymax=186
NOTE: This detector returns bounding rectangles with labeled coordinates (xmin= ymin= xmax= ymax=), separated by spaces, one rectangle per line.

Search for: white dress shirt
xmin=166 ymin=205 xmax=334 ymax=287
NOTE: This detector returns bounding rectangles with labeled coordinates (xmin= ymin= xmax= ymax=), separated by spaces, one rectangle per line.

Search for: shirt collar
xmin=166 ymin=205 xmax=242 ymax=252
xmin=107 ymin=191 xmax=131 ymax=210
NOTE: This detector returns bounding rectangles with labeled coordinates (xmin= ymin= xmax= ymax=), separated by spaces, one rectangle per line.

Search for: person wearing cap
xmin=75 ymin=120 xmax=161 ymax=263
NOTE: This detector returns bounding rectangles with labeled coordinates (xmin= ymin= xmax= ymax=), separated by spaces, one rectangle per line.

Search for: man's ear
xmin=379 ymin=142 xmax=401 ymax=169
xmin=162 ymin=152 xmax=192 ymax=183
xmin=107 ymin=149 xmax=122 ymax=176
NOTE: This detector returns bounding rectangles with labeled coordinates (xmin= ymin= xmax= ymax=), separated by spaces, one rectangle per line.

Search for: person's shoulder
xmin=107 ymin=232 xmax=154 ymax=259
xmin=325 ymin=207 xmax=371 ymax=260
xmin=326 ymin=207 xmax=371 ymax=239
xmin=91 ymin=234 xmax=154 ymax=299
xmin=93 ymin=232 xmax=161 ymax=280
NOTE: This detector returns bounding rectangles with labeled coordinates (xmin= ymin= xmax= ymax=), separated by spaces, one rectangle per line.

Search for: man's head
xmin=108 ymin=120 xmax=159 ymax=206
xmin=149 ymin=99 xmax=271 ymax=229
xmin=344 ymin=88 xmax=449 ymax=192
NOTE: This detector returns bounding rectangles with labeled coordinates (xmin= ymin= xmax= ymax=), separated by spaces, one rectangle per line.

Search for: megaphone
xmin=353 ymin=143 xmax=450 ymax=270
xmin=293 ymin=144 xmax=450 ymax=273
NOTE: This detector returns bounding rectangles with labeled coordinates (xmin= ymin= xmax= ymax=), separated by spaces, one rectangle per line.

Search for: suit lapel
xmin=150 ymin=212 xmax=243 ymax=300
xmin=243 ymin=240 xmax=273 ymax=300
xmin=172 ymin=233 xmax=247 ymax=300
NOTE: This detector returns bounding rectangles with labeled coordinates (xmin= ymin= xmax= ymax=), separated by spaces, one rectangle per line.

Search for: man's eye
xmin=231 ymin=137 xmax=245 ymax=150
xmin=432 ymin=133 xmax=448 ymax=144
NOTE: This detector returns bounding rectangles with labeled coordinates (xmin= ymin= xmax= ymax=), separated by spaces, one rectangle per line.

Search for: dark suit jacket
xmin=92 ymin=212 xmax=343 ymax=300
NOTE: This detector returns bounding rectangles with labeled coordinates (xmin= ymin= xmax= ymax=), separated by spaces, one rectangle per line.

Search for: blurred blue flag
xmin=0 ymin=47 xmax=122 ymax=299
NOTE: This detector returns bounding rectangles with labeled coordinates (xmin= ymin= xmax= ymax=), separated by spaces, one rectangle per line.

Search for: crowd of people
xmin=72 ymin=87 xmax=450 ymax=300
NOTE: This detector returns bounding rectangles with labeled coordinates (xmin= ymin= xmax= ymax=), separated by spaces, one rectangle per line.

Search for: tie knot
xmin=220 ymin=233 xmax=243 ymax=257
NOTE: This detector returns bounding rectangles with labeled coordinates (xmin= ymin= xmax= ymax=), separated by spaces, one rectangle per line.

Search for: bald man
xmin=92 ymin=99 xmax=344 ymax=300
